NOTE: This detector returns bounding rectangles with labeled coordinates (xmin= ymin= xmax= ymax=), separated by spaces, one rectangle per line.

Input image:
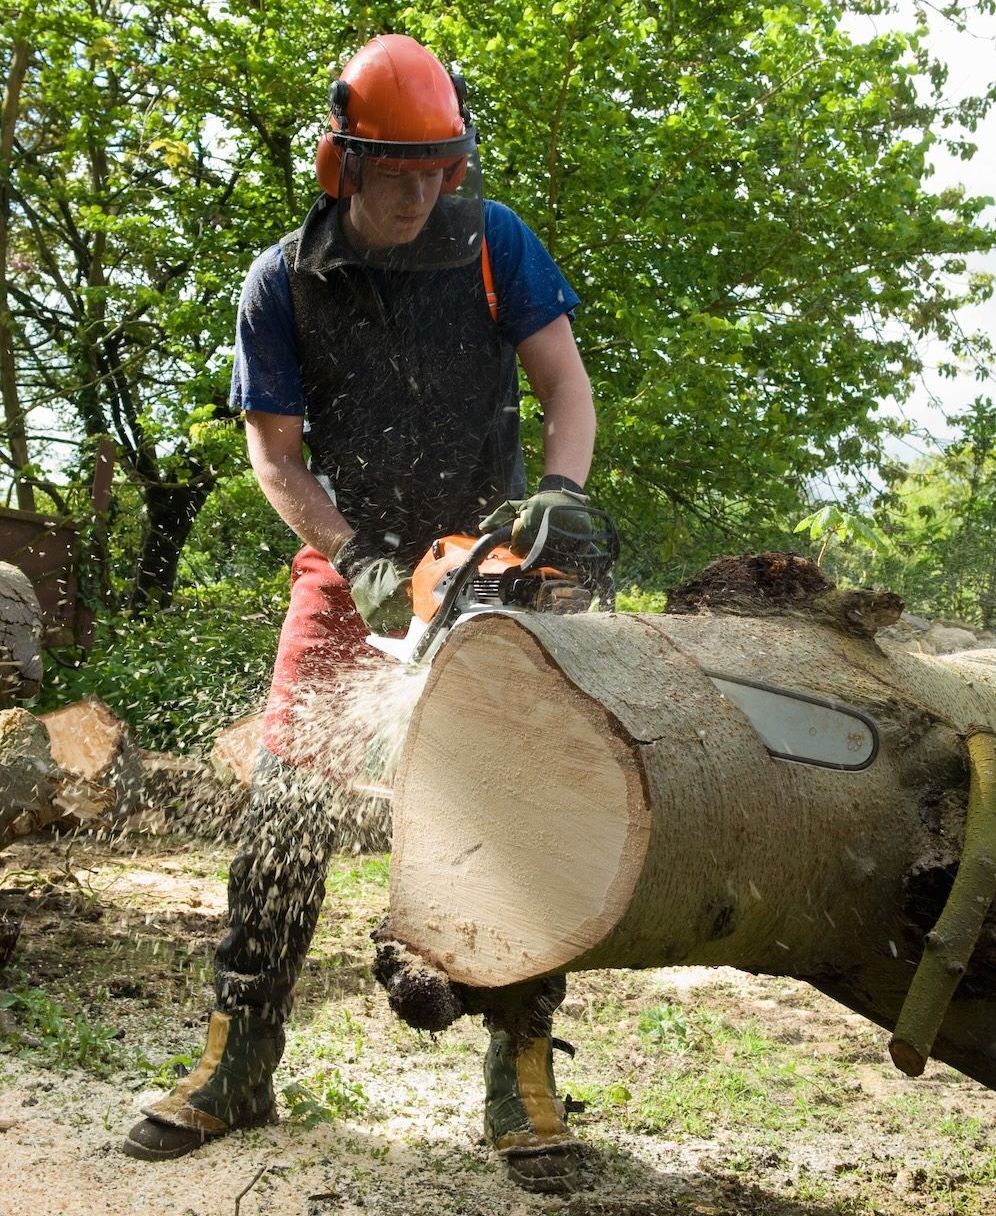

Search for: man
xmin=123 ymin=34 xmax=597 ymax=1195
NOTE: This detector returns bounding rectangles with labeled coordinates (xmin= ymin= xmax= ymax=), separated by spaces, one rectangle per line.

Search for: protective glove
xmin=479 ymin=475 xmax=591 ymax=557
xmin=333 ymin=535 xmax=412 ymax=635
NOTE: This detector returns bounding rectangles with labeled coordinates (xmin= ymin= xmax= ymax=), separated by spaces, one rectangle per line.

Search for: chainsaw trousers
xmin=213 ymin=749 xmax=334 ymax=1024
xmin=261 ymin=545 xmax=375 ymax=764
xmin=214 ymin=748 xmax=566 ymax=1034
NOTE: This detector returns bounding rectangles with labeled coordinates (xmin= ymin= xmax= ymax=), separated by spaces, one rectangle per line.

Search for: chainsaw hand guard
xmin=516 ymin=503 xmax=619 ymax=582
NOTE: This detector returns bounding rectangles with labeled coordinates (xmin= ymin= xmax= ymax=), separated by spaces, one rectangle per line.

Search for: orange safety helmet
xmin=316 ymin=35 xmax=477 ymax=199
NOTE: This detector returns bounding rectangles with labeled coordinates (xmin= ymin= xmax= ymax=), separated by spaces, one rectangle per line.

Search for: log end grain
xmin=389 ymin=614 xmax=651 ymax=987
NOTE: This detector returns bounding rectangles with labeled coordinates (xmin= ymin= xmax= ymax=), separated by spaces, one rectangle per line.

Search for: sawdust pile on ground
xmin=2 ymin=835 xmax=995 ymax=1216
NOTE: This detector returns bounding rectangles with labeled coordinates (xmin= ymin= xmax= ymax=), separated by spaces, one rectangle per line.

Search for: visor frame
xmin=329 ymin=127 xmax=478 ymax=163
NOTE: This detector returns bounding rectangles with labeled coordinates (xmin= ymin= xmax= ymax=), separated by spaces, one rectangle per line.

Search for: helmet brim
xmin=329 ymin=128 xmax=478 ymax=162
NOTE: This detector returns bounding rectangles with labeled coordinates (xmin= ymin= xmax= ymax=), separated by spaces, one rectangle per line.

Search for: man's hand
xmin=480 ymin=475 xmax=592 ymax=557
xmin=334 ymin=538 xmax=412 ymax=634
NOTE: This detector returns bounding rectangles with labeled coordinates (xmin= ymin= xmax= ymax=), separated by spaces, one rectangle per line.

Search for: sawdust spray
xmin=248 ymin=655 xmax=429 ymax=857
xmin=207 ymin=656 xmax=430 ymax=1019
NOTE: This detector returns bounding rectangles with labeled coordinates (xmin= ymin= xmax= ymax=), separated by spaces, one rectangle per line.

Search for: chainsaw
xmin=367 ymin=502 xmax=620 ymax=666
xmin=366 ymin=506 xmax=881 ymax=774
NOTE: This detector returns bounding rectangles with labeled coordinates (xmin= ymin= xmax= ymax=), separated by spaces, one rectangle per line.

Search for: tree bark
xmin=130 ymin=477 xmax=214 ymax=613
xmin=0 ymin=560 xmax=42 ymax=704
xmin=386 ymin=608 xmax=996 ymax=1091
xmin=0 ymin=40 xmax=34 ymax=512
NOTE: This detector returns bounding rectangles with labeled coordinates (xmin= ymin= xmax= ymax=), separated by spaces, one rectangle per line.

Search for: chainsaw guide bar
xmin=704 ymin=670 xmax=879 ymax=770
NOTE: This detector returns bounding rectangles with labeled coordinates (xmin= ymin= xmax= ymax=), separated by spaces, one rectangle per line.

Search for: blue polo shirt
xmin=231 ymin=200 xmax=580 ymax=416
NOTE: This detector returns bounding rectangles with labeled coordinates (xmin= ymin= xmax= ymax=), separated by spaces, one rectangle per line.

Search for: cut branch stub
xmin=890 ymin=729 xmax=996 ymax=1076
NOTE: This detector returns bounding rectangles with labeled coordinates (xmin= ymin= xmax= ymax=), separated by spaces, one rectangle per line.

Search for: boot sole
xmin=121 ymin=1127 xmax=216 ymax=1162
xmin=502 ymin=1146 xmax=579 ymax=1195
xmin=121 ymin=1104 xmax=277 ymax=1162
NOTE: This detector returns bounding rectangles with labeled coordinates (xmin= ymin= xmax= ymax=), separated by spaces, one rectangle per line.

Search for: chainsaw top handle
xmin=519 ymin=502 xmax=620 ymax=574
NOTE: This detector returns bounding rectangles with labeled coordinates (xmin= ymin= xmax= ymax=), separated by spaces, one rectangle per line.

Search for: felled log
xmin=384 ymin=556 xmax=996 ymax=1092
xmin=210 ymin=711 xmax=264 ymax=787
xmin=41 ymin=697 xmax=144 ymax=812
xmin=0 ymin=708 xmax=60 ymax=839
xmin=139 ymin=748 xmax=249 ymax=837
xmin=0 ymin=561 xmax=42 ymax=706
xmin=0 ymin=708 xmax=113 ymax=846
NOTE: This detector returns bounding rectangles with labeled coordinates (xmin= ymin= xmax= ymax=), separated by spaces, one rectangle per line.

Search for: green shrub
xmin=616 ymin=586 xmax=669 ymax=613
xmin=0 ymin=980 xmax=122 ymax=1076
xmin=35 ymin=573 xmax=288 ymax=753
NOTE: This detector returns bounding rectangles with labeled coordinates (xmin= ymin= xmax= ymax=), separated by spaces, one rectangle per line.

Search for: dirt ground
xmin=1 ymin=831 xmax=994 ymax=1216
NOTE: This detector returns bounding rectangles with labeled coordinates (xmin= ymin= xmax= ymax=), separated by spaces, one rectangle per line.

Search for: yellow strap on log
xmin=890 ymin=730 xmax=996 ymax=1077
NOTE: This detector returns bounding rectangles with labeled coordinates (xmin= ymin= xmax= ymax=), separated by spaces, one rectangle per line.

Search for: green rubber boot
xmin=121 ymin=1010 xmax=283 ymax=1161
xmin=484 ymin=1031 xmax=581 ymax=1194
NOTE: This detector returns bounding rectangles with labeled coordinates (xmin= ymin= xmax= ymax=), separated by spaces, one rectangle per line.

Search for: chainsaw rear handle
xmin=408 ymin=523 xmax=514 ymax=664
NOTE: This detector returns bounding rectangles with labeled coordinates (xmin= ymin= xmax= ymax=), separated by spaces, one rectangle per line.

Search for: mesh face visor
xmin=337 ymin=137 xmax=486 ymax=271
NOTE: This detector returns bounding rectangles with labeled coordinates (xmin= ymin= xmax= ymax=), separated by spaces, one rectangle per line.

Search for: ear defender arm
xmin=451 ymin=72 xmax=472 ymax=126
xmin=329 ymin=78 xmax=351 ymax=129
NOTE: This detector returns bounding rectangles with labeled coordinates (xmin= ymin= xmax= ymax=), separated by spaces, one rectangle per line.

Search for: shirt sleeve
xmin=483 ymin=201 xmax=581 ymax=348
xmin=229 ymin=244 xmax=305 ymax=416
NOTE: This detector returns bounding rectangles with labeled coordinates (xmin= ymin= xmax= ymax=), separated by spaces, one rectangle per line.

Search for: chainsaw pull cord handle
xmin=408 ymin=524 xmax=514 ymax=665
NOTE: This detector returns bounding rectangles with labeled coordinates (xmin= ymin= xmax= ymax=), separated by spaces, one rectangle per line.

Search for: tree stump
xmin=0 ymin=708 xmax=113 ymax=845
xmin=210 ymin=711 xmax=264 ymax=787
xmin=0 ymin=561 xmax=43 ymax=705
xmin=41 ymin=698 xmax=145 ymax=812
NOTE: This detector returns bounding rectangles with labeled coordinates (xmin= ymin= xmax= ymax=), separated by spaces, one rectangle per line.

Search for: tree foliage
xmin=400 ymin=0 xmax=994 ymax=579
xmin=1 ymin=0 xmax=343 ymax=609
xmin=1 ymin=0 xmax=994 ymax=625
xmin=847 ymin=397 xmax=996 ymax=627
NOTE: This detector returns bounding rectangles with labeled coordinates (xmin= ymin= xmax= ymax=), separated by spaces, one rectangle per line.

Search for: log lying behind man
xmin=381 ymin=554 xmax=996 ymax=1094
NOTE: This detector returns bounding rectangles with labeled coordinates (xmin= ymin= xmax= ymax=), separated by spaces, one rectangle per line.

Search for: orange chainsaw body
xmin=411 ymin=533 xmax=581 ymax=624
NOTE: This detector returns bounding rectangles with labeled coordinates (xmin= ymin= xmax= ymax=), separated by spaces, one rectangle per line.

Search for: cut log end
xmin=889 ymin=1037 xmax=927 ymax=1078
xmin=388 ymin=614 xmax=651 ymax=988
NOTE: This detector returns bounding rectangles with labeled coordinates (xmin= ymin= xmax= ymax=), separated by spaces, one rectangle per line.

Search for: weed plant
xmin=0 ymin=976 xmax=121 ymax=1077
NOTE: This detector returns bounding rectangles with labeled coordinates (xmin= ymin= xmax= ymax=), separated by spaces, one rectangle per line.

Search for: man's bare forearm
xmin=254 ymin=458 xmax=355 ymax=561
xmin=245 ymin=411 xmax=354 ymax=562
xmin=517 ymin=314 xmax=597 ymax=488
xmin=540 ymin=380 xmax=596 ymax=487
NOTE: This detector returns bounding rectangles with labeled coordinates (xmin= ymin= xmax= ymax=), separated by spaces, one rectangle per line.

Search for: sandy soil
xmin=1 ymin=834 xmax=995 ymax=1216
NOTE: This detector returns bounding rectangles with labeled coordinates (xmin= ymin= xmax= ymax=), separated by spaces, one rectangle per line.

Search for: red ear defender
xmin=315 ymin=79 xmax=356 ymax=198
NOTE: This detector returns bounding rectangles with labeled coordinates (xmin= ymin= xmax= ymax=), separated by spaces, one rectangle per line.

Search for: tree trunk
xmin=0 ymin=40 xmax=34 ymax=512
xmin=386 ymin=608 xmax=996 ymax=1091
xmin=130 ymin=478 xmax=214 ymax=613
